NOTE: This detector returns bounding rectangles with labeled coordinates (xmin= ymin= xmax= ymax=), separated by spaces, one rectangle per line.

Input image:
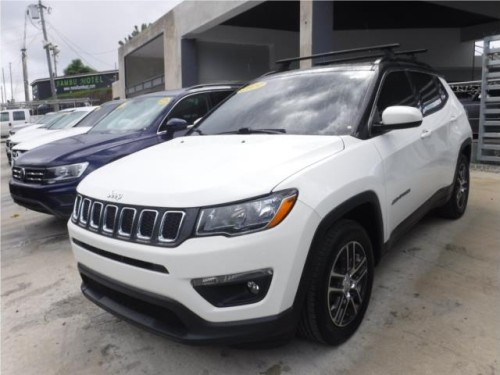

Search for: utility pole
xmin=50 ymin=45 xmax=59 ymax=77
xmin=38 ymin=0 xmax=58 ymax=110
xmin=1 ymin=68 xmax=6 ymax=104
xmin=1 ymin=85 xmax=4 ymax=106
xmin=22 ymin=9 xmax=30 ymax=102
xmin=9 ymin=62 xmax=14 ymax=102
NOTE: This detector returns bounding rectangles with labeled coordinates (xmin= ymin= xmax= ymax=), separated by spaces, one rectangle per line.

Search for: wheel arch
xmin=292 ymin=191 xmax=383 ymax=313
xmin=460 ymin=137 xmax=472 ymax=163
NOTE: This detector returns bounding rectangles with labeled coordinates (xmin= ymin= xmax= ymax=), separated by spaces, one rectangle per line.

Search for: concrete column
xmin=181 ymin=39 xmax=198 ymax=87
xmin=164 ymin=13 xmax=182 ymax=90
xmin=300 ymin=0 xmax=334 ymax=69
xmin=117 ymin=46 xmax=126 ymax=98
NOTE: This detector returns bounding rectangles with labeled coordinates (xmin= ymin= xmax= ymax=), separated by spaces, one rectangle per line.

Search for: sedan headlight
xmin=196 ymin=189 xmax=298 ymax=236
xmin=45 ymin=162 xmax=89 ymax=184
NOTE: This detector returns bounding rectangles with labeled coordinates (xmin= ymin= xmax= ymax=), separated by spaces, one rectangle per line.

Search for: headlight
xmin=196 ymin=189 xmax=298 ymax=236
xmin=45 ymin=162 xmax=89 ymax=184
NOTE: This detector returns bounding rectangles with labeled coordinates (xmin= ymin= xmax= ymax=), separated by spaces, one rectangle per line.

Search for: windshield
xmin=75 ymin=103 xmax=122 ymax=128
xmin=0 ymin=112 xmax=8 ymax=122
xmin=39 ymin=112 xmax=70 ymax=128
xmin=47 ymin=110 xmax=90 ymax=130
xmin=34 ymin=113 xmax=55 ymax=124
xmin=196 ymin=70 xmax=374 ymax=136
xmin=89 ymin=96 xmax=171 ymax=134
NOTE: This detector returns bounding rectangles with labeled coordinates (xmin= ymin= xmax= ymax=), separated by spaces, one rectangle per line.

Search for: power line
xmin=47 ymin=22 xmax=114 ymax=69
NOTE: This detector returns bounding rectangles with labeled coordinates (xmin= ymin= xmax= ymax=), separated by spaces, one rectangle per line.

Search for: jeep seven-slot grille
xmin=12 ymin=167 xmax=46 ymax=183
xmin=72 ymin=195 xmax=186 ymax=246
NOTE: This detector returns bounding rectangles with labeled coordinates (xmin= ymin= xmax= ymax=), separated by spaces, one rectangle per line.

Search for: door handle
xmin=421 ymin=129 xmax=432 ymax=139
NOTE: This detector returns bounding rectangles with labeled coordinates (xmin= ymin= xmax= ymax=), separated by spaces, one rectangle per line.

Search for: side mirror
xmin=374 ymin=106 xmax=423 ymax=133
xmin=165 ymin=117 xmax=188 ymax=138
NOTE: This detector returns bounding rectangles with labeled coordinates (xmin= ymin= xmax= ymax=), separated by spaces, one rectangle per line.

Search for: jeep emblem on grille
xmin=107 ymin=191 xmax=123 ymax=201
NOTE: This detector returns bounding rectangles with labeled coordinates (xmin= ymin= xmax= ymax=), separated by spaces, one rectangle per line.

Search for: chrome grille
xmin=137 ymin=210 xmax=158 ymax=240
xmin=118 ymin=208 xmax=136 ymax=237
xmin=159 ymin=212 xmax=185 ymax=242
xmin=90 ymin=202 xmax=103 ymax=229
xmin=72 ymin=195 xmax=186 ymax=247
xmin=72 ymin=195 xmax=82 ymax=221
xmin=11 ymin=167 xmax=46 ymax=183
xmin=80 ymin=199 xmax=91 ymax=224
xmin=103 ymin=205 xmax=118 ymax=233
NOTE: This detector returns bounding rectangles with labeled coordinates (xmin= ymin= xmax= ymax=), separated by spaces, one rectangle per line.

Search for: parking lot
xmin=1 ymin=142 xmax=499 ymax=375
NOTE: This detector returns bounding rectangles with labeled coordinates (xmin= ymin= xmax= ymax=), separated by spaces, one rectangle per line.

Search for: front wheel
xmin=439 ymin=154 xmax=470 ymax=219
xmin=298 ymin=220 xmax=374 ymax=345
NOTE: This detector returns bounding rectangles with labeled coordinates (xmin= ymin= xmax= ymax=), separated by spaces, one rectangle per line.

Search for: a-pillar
xmin=300 ymin=0 xmax=334 ymax=69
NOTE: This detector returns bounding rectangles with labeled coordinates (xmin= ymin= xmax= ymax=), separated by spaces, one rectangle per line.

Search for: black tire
xmin=438 ymin=154 xmax=470 ymax=219
xmin=298 ymin=220 xmax=374 ymax=345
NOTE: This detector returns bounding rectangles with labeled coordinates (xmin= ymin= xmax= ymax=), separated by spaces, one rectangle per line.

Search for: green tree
xmin=63 ymin=59 xmax=96 ymax=75
xmin=118 ymin=23 xmax=151 ymax=46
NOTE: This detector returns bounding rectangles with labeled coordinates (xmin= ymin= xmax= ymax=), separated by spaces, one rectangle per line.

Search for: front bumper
xmin=69 ymin=200 xmax=320 ymax=343
xmin=9 ymin=178 xmax=78 ymax=218
xmin=79 ymin=263 xmax=296 ymax=345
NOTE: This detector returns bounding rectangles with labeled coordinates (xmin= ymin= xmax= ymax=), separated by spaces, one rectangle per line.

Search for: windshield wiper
xmin=217 ymin=127 xmax=286 ymax=135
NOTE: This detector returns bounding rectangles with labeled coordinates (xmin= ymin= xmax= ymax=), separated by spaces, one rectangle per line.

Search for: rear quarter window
xmin=410 ymin=72 xmax=447 ymax=115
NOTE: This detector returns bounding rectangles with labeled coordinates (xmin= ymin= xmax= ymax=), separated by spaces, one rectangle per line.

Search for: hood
xmin=10 ymin=124 xmax=43 ymax=135
xmin=10 ymin=128 xmax=57 ymax=144
xmin=15 ymin=131 xmax=156 ymax=167
xmin=79 ymin=135 xmax=345 ymax=208
xmin=13 ymin=127 xmax=92 ymax=151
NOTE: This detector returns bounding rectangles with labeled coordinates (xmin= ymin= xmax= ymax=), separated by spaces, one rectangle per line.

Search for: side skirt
xmin=383 ymin=183 xmax=453 ymax=252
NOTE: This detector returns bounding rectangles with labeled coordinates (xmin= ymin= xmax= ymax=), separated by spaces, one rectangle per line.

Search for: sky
xmin=0 ymin=0 xmax=182 ymax=103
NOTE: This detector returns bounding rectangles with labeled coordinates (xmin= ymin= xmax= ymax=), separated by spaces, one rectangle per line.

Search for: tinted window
xmin=168 ymin=94 xmax=209 ymax=124
xmin=410 ymin=72 xmax=443 ymax=115
xmin=13 ymin=111 xmax=26 ymax=121
xmin=0 ymin=112 xmax=8 ymax=122
xmin=196 ymin=71 xmax=374 ymax=136
xmin=210 ymin=90 xmax=233 ymax=107
xmin=90 ymin=96 xmax=172 ymax=134
xmin=377 ymin=71 xmax=417 ymax=115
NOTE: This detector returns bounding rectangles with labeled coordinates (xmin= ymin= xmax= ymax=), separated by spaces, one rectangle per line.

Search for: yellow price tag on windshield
xmin=238 ymin=81 xmax=266 ymax=93
xmin=117 ymin=103 xmax=127 ymax=109
xmin=158 ymin=97 xmax=171 ymax=106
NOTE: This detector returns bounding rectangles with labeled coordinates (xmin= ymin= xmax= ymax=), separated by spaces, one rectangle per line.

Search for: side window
xmin=0 ymin=112 xmax=9 ymax=122
xmin=167 ymin=94 xmax=209 ymax=125
xmin=209 ymin=90 xmax=233 ymax=108
xmin=13 ymin=111 xmax=26 ymax=121
xmin=376 ymin=71 xmax=417 ymax=116
xmin=410 ymin=72 xmax=443 ymax=115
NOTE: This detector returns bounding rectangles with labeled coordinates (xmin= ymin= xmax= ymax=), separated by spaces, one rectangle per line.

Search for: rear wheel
xmin=439 ymin=154 xmax=470 ymax=219
xmin=298 ymin=220 xmax=374 ymax=345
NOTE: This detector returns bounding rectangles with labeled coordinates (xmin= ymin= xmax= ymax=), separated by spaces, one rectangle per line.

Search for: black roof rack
xmin=275 ymin=43 xmax=400 ymax=71
xmin=315 ymin=48 xmax=428 ymax=66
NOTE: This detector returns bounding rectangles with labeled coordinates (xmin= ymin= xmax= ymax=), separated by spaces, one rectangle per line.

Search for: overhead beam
xmin=461 ymin=21 xmax=500 ymax=42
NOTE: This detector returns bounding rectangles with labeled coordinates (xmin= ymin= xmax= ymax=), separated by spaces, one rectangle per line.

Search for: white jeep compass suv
xmin=69 ymin=45 xmax=472 ymax=346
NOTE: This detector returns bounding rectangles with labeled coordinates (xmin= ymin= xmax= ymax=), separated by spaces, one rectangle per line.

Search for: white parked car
xmin=8 ymin=107 xmax=96 ymax=164
xmin=11 ymin=101 xmax=125 ymax=161
xmin=69 ymin=47 xmax=472 ymax=346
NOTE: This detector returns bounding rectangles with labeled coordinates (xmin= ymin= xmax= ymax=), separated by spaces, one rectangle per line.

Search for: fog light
xmin=191 ymin=268 xmax=273 ymax=307
xmin=247 ymin=281 xmax=260 ymax=295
